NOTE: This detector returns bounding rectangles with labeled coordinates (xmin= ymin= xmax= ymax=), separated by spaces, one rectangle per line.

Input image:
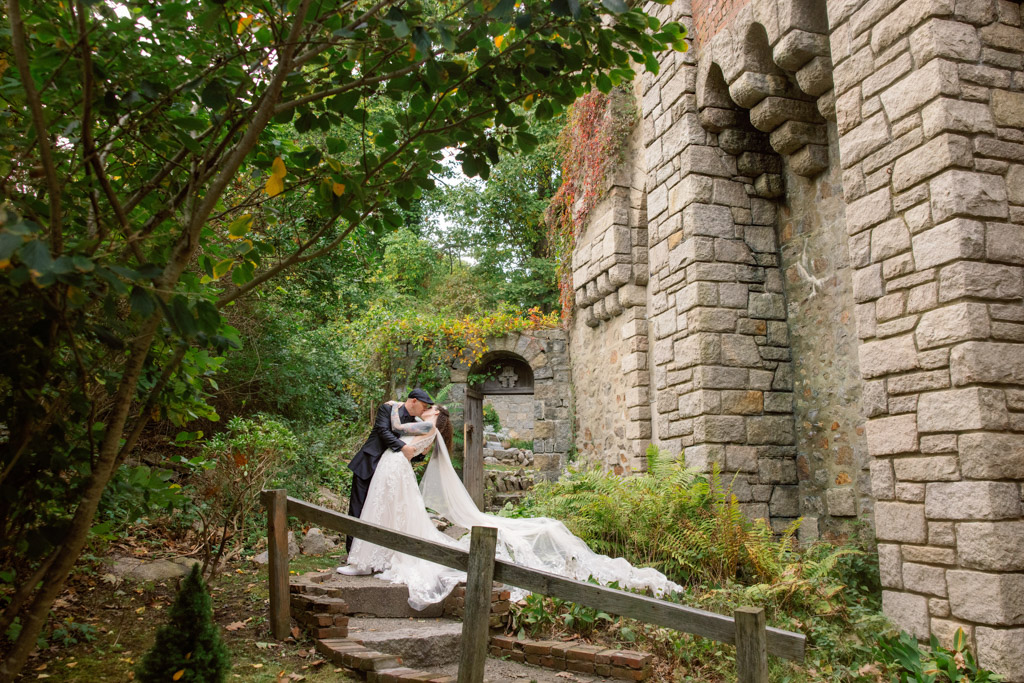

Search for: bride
xmin=339 ymin=401 xmax=682 ymax=610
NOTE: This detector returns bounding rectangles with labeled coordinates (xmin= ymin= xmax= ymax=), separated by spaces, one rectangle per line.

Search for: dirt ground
xmin=11 ymin=547 xmax=360 ymax=682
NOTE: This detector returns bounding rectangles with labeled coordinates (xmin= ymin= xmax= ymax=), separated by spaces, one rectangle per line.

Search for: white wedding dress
xmin=346 ymin=429 xmax=682 ymax=611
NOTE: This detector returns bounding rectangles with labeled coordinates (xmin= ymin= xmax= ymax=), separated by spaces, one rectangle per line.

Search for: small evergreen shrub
xmin=135 ymin=564 xmax=230 ymax=683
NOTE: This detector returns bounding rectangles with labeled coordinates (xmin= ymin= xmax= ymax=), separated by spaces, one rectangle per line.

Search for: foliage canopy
xmin=0 ymin=0 xmax=685 ymax=677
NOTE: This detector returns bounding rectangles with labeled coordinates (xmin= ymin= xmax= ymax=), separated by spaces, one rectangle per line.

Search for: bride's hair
xmin=435 ymin=405 xmax=453 ymax=452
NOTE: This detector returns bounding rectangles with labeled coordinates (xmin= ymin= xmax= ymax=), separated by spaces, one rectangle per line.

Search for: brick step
xmin=490 ymin=634 xmax=654 ymax=681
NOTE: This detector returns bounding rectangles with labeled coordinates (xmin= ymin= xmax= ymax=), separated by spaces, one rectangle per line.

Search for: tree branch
xmin=7 ymin=0 xmax=63 ymax=253
xmin=75 ymin=0 xmax=146 ymax=265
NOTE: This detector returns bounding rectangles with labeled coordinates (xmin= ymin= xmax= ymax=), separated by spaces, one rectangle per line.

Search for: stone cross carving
xmin=498 ymin=365 xmax=518 ymax=389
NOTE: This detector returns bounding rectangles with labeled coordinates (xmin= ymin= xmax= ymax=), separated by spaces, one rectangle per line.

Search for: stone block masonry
xmin=448 ymin=329 xmax=571 ymax=481
xmin=561 ymin=0 xmax=1024 ymax=678
xmin=826 ymin=0 xmax=1024 ymax=678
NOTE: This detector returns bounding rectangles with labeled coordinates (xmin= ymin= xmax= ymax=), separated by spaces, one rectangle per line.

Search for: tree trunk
xmin=0 ymin=314 xmax=161 ymax=682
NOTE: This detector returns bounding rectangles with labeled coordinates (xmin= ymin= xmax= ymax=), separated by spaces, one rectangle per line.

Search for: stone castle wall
xmin=565 ymin=0 xmax=1024 ymax=676
xmin=570 ymin=118 xmax=654 ymax=473
xmin=483 ymin=394 xmax=535 ymax=440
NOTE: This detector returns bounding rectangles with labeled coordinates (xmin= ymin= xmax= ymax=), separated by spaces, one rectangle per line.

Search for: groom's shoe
xmin=336 ymin=564 xmax=371 ymax=576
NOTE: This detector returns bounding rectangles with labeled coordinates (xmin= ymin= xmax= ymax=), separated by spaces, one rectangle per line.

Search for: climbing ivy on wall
xmin=545 ymin=86 xmax=639 ymax=317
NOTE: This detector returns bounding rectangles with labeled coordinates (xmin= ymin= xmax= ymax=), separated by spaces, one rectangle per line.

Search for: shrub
xmin=503 ymin=446 xmax=894 ymax=681
xmin=876 ymin=629 xmax=1003 ymax=683
xmin=190 ymin=415 xmax=299 ymax=575
xmin=483 ymin=403 xmax=502 ymax=431
xmin=505 ymin=446 xmax=796 ymax=585
xmin=135 ymin=565 xmax=230 ymax=683
xmin=278 ymin=421 xmax=359 ymax=505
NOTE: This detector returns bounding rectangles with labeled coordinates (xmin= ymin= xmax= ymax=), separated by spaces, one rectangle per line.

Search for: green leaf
xmin=195 ymin=300 xmax=220 ymax=334
xmin=0 ymin=232 xmax=23 ymax=262
xmin=71 ymin=255 xmax=94 ymax=272
xmin=601 ymin=0 xmax=628 ymax=13
xmin=382 ymin=7 xmax=409 ymax=38
xmin=489 ymin=0 xmax=515 ymax=18
xmin=534 ymin=99 xmax=554 ymax=121
xmin=326 ymin=137 xmax=347 ymax=154
xmin=595 ymin=73 xmax=613 ymax=93
xmin=412 ymin=26 xmax=431 ymax=57
xmin=201 ymin=80 xmax=230 ymax=110
xmin=129 ymin=286 xmax=155 ymax=318
xmin=17 ymin=239 xmax=53 ymax=274
xmin=137 ymin=263 xmax=164 ymax=279
xmin=213 ymin=258 xmax=234 ymax=279
xmin=516 ymin=132 xmax=540 ymax=154
xmin=227 ymin=214 xmax=253 ymax=238
xmin=550 ymin=0 xmax=580 ymax=19
xmin=437 ymin=26 xmax=456 ymax=52
xmin=169 ymin=296 xmax=197 ymax=337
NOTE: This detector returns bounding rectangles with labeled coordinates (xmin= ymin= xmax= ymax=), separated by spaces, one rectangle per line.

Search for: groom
xmin=344 ymin=388 xmax=434 ymax=553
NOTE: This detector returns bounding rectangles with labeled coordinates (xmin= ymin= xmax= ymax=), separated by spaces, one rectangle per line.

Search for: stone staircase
xmin=288 ymin=571 xmax=654 ymax=682
xmin=482 ymin=438 xmax=537 ymax=512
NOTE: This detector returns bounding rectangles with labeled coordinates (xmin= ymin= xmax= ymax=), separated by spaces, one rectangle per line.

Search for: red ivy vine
xmin=545 ymin=86 xmax=638 ymax=319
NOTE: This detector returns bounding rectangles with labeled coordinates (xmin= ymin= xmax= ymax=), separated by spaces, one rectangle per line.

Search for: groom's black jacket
xmin=348 ymin=403 xmax=417 ymax=480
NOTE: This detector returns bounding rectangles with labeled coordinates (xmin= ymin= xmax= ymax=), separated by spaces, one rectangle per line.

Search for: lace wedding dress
xmin=345 ymin=405 xmax=682 ymax=611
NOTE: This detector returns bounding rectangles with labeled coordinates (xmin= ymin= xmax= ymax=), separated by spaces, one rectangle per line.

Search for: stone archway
xmin=448 ymin=329 xmax=571 ymax=482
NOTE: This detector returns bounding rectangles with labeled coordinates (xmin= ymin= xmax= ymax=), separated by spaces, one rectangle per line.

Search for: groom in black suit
xmin=344 ymin=388 xmax=434 ymax=553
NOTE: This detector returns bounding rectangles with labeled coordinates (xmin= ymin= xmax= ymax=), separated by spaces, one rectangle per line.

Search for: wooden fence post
xmin=262 ymin=489 xmax=290 ymax=641
xmin=458 ymin=526 xmax=498 ymax=683
xmin=735 ymin=607 xmax=769 ymax=683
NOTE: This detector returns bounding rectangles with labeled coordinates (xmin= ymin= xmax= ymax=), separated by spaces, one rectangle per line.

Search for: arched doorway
xmin=448 ymin=330 xmax=571 ymax=508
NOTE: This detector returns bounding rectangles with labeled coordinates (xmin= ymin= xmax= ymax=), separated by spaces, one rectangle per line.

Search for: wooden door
xmin=463 ymin=388 xmax=484 ymax=510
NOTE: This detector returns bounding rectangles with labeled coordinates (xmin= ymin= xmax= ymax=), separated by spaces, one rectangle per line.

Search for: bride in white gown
xmin=341 ymin=402 xmax=682 ymax=611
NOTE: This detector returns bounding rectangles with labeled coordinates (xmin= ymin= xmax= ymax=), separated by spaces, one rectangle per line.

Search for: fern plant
xmin=506 ymin=445 xmax=800 ymax=586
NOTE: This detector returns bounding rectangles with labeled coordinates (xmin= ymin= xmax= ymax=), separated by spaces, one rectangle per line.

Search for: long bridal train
xmin=345 ymin=416 xmax=682 ymax=611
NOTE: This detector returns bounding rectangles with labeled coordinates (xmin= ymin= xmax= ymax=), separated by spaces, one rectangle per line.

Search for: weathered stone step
xmin=292 ymin=572 xmax=445 ymax=618
xmin=488 ymin=492 xmax=527 ymax=512
xmin=347 ymin=617 xmax=463 ymax=668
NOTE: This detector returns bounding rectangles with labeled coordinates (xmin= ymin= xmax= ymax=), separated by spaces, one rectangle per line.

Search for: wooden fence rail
xmin=261 ymin=490 xmax=805 ymax=683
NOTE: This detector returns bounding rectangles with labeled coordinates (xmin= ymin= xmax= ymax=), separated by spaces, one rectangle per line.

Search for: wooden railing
xmin=261 ymin=490 xmax=806 ymax=683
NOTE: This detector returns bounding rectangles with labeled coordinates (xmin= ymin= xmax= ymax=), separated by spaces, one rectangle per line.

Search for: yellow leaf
xmin=326 ymin=158 xmax=341 ymax=172
xmin=271 ymin=156 xmax=286 ymax=178
xmin=0 ymin=258 xmax=9 ymax=269
xmin=236 ymin=15 xmax=253 ymax=34
xmin=523 ymin=94 xmax=533 ymax=110
xmin=332 ymin=183 xmax=346 ymax=196
xmin=265 ymin=174 xmax=284 ymax=197
xmin=173 ymin=670 xmax=185 ymax=681
xmin=227 ymin=213 xmax=253 ymax=239
xmin=213 ymin=259 xmax=234 ymax=279
xmin=494 ymin=35 xmax=504 ymax=49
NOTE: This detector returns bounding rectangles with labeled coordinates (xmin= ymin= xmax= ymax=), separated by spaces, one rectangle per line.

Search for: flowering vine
xmin=337 ymin=304 xmax=560 ymax=407
xmin=545 ymin=86 xmax=638 ymax=318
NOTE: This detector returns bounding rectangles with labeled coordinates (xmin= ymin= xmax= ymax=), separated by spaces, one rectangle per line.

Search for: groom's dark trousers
xmin=346 ymin=402 xmax=417 ymax=552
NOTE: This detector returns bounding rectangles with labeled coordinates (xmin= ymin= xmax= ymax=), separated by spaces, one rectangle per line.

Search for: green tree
xmin=0 ymin=0 xmax=685 ymax=677
xmin=135 ymin=564 xmax=231 ymax=683
xmin=429 ymin=113 xmax=564 ymax=310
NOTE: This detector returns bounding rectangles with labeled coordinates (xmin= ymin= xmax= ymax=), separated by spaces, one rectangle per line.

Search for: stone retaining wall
xmin=565 ymin=0 xmax=1024 ymax=675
